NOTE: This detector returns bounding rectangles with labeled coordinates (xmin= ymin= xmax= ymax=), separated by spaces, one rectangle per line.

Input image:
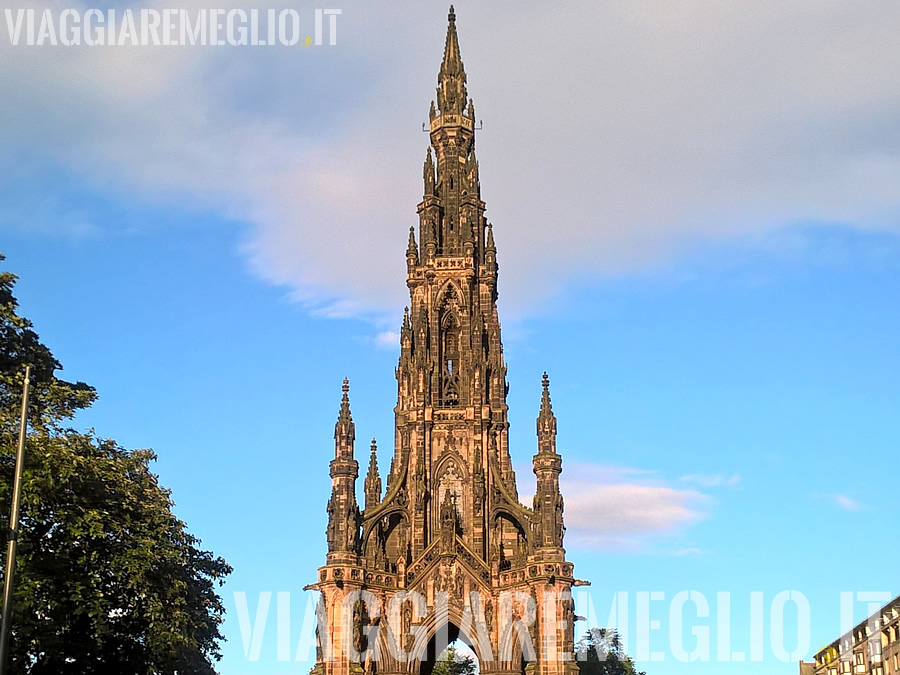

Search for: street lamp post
xmin=0 ymin=365 xmax=32 ymax=675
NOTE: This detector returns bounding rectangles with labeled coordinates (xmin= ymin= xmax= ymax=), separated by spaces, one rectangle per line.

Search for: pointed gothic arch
xmin=436 ymin=279 xmax=466 ymax=309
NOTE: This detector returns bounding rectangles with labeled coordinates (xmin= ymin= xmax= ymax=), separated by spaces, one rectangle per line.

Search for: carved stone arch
xmin=362 ymin=506 xmax=409 ymax=546
xmin=490 ymin=508 xmax=529 ymax=538
xmin=436 ymin=279 xmax=467 ymax=311
xmin=432 ymin=445 xmax=469 ymax=485
xmin=413 ymin=604 xmax=483 ymax=673
xmin=432 ymin=452 xmax=467 ymax=536
xmin=361 ymin=509 xmax=411 ymax=574
xmin=491 ymin=511 xmax=532 ymax=567
xmin=441 ymin=309 xmax=459 ymax=330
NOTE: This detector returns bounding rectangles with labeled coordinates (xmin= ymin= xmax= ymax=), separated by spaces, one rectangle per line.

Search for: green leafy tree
xmin=574 ymin=629 xmax=646 ymax=675
xmin=0 ymin=255 xmax=232 ymax=674
xmin=432 ymin=644 xmax=477 ymax=675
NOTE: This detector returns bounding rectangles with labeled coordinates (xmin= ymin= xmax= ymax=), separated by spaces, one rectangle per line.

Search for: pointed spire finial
xmin=366 ymin=438 xmax=379 ymax=480
xmin=437 ymin=3 xmax=467 ymax=114
xmin=337 ymin=377 xmax=353 ymax=427
xmin=407 ymin=226 xmax=420 ymax=266
xmin=334 ymin=377 xmax=356 ymax=449
xmin=364 ymin=438 xmax=382 ymax=509
xmin=541 ymin=372 xmax=552 ymax=413
xmin=341 ymin=377 xmax=350 ymax=409
xmin=423 ymin=147 xmax=436 ymax=196
xmin=486 ymin=222 xmax=496 ymax=251
xmin=536 ymin=371 xmax=557 ymax=451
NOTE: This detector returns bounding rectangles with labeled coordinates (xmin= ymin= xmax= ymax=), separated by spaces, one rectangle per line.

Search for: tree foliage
xmin=574 ymin=629 xmax=646 ymax=675
xmin=0 ymin=255 xmax=232 ymax=674
xmin=432 ymin=644 xmax=477 ymax=675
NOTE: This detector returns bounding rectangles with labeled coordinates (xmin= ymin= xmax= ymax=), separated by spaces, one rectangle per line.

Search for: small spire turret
xmin=424 ymin=148 xmax=435 ymax=196
xmin=407 ymin=226 xmax=419 ymax=268
xmin=334 ymin=377 xmax=354 ymax=451
xmin=536 ymin=372 xmax=557 ymax=453
xmin=533 ymin=372 xmax=564 ymax=548
xmin=365 ymin=439 xmax=382 ymax=509
xmin=328 ymin=378 xmax=360 ymax=556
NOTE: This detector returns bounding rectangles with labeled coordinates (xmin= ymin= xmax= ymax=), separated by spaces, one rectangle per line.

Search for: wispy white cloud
xmin=517 ymin=462 xmax=714 ymax=553
xmin=373 ymin=331 xmax=400 ymax=350
xmin=4 ymin=1 xmax=900 ymax=319
xmin=679 ymin=473 xmax=741 ymax=488
xmin=834 ymin=494 xmax=867 ymax=511
xmin=564 ymin=482 xmax=710 ymax=552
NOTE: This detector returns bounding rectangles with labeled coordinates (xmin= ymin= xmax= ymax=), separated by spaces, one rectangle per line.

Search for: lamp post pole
xmin=0 ymin=365 xmax=32 ymax=675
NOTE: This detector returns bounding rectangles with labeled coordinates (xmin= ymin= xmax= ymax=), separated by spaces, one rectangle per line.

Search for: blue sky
xmin=2 ymin=2 xmax=900 ymax=674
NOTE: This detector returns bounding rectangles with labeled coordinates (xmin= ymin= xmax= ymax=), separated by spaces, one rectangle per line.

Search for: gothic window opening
xmin=441 ymin=311 xmax=461 ymax=408
xmin=382 ymin=512 xmax=409 ymax=571
xmin=494 ymin=513 xmax=529 ymax=569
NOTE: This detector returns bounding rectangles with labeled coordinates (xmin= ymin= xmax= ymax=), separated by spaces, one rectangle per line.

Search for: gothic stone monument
xmin=309 ymin=9 xmax=579 ymax=675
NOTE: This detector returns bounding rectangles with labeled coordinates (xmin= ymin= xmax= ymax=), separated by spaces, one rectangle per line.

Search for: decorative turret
xmin=424 ymin=148 xmax=436 ymax=196
xmin=334 ymin=377 xmax=354 ymax=454
xmin=406 ymin=226 xmax=419 ymax=270
xmin=399 ymin=306 xmax=413 ymax=362
xmin=484 ymin=221 xmax=496 ymax=271
xmin=326 ymin=379 xmax=360 ymax=558
xmin=364 ymin=439 xmax=382 ymax=510
xmin=536 ymin=371 xmax=557 ymax=454
xmin=533 ymin=373 xmax=565 ymax=551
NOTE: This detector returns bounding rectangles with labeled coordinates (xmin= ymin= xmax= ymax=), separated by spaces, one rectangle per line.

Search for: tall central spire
xmin=310 ymin=14 xmax=577 ymax=675
xmin=421 ymin=6 xmax=482 ymax=260
xmin=437 ymin=5 xmax=468 ymax=115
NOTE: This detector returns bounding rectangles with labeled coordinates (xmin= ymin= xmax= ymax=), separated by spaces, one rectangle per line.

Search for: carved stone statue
xmin=440 ymin=490 xmax=457 ymax=552
xmin=325 ymin=498 xmax=336 ymax=551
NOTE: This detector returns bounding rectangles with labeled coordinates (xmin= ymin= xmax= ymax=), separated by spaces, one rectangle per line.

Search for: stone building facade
xmin=307 ymin=8 xmax=579 ymax=675
xmin=801 ymin=595 xmax=900 ymax=675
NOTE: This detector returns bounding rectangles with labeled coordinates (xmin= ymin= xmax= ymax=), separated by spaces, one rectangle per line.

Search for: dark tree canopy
xmin=0 ymin=255 xmax=232 ymax=674
xmin=574 ymin=629 xmax=646 ymax=675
